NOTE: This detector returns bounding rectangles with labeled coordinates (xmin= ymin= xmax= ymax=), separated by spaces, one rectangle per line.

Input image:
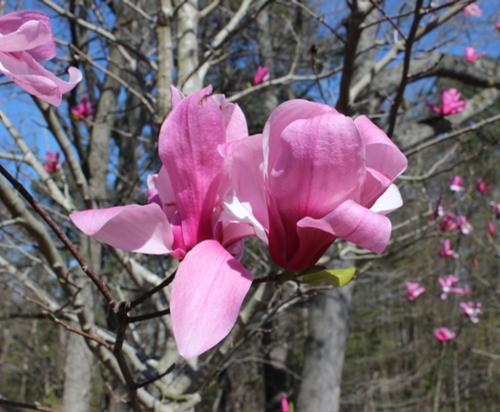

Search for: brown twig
xmin=129 ymin=271 xmax=176 ymax=310
xmin=50 ymin=314 xmax=113 ymax=350
xmin=386 ymin=0 xmax=424 ymax=137
xmin=135 ymin=363 xmax=176 ymax=389
xmin=0 ymin=399 xmax=56 ymax=412
xmin=0 ymin=163 xmax=116 ymax=307
xmin=128 ymin=308 xmax=171 ymax=323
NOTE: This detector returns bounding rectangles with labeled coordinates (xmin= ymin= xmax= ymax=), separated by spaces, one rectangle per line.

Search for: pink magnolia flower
xmin=475 ymin=177 xmax=490 ymax=194
xmin=43 ymin=151 xmax=61 ymax=174
xmin=429 ymin=88 xmax=467 ymax=116
xmin=439 ymin=274 xmax=459 ymax=299
xmin=431 ymin=199 xmax=445 ymax=220
xmin=433 ymin=327 xmax=456 ymax=343
xmin=490 ymin=201 xmax=500 ymax=218
xmin=280 ymin=394 xmax=289 ymax=412
xmin=405 ymin=281 xmax=426 ymax=301
xmin=438 ymin=239 xmax=459 ymax=260
xmin=456 ymin=215 xmax=472 ymax=235
xmin=224 ymin=101 xmax=407 ymax=273
xmin=71 ymin=97 xmax=93 ymax=120
xmin=450 ymin=286 xmax=470 ymax=296
xmin=460 ymin=301 xmax=481 ymax=323
xmin=0 ymin=10 xmax=81 ymax=105
xmin=488 ymin=222 xmax=496 ymax=237
xmin=463 ymin=4 xmax=482 ymax=17
xmin=496 ymin=16 xmax=500 ymax=31
xmin=465 ymin=47 xmax=485 ymax=63
xmin=449 ymin=175 xmax=464 ymax=192
xmin=71 ymin=86 xmax=257 ymax=358
xmin=439 ymin=212 xmax=457 ymax=232
xmin=252 ymin=65 xmax=270 ymax=85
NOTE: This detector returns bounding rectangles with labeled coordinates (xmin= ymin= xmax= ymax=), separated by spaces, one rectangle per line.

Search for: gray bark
xmin=297 ymin=283 xmax=354 ymax=412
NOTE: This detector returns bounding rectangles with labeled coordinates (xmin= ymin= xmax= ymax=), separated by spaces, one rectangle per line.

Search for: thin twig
xmin=129 ymin=271 xmax=176 ymax=310
xmin=0 ymin=163 xmax=116 ymax=306
xmin=128 ymin=308 xmax=170 ymax=323
xmin=0 ymin=399 xmax=56 ymax=412
xmin=50 ymin=314 xmax=113 ymax=350
xmin=135 ymin=363 xmax=177 ymax=389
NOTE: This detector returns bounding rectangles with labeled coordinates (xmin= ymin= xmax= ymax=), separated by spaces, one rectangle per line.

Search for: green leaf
xmin=297 ymin=266 xmax=356 ymax=287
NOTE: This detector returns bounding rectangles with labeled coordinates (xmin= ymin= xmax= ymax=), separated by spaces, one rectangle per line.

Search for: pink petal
xmin=0 ymin=11 xmax=55 ymax=60
xmin=0 ymin=51 xmax=81 ymax=105
xmin=169 ymin=85 xmax=185 ymax=109
xmin=158 ymin=86 xmax=226 ymax=250
xmin=171 ymin=240 xmax=253 ymax=357
xmin=0 ymin=20 xmax=52 ymax=53
xmin=269 ymin=113 xmax=364 ymax=223
xmin=70 ymin=204 xmax=173 ymax=254
xmin=263 ymin=99 xmax=337 ymax=175
xmin=212 ymin=94 xmax=249 ymax=140
xmin=370 ymin=184 xmax=403 ymax=215
xmin=354 ymin=115 xmax=407 ymax=206
xmin=223 ymin=134 xmax=268 ymax=229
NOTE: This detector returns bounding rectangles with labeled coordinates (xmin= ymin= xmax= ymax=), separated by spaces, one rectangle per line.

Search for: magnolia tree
xmin=0 ymin=1 xmax=498 ymax=412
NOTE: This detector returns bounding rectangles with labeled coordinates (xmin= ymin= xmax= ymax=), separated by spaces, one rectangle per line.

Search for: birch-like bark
xmin=156 ymin=0 xmax=174 ymax=121
xmin=178 ymin=0 xmax=202 ymax=94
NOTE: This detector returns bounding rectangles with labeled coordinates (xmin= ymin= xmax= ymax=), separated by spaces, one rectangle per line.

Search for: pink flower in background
xmin=456 ymin=215 xmax=472 ymax=235
xmin=460 ymin=302 xmax=481 ymax=323
xmin=280 ymin=394 xmax=290 ymax=412
xmin=71 ymin=97 xmax=93 ymax=120
xmin=43 ymin=151 xmax=61 ymax=174
xmin=439 ymin=274 xmax=459 ymax=299
xmin=224 ymin=101 xmax=407 ymax=273
xmin=488 ymin=222 xmax=496 ymax=237
xmin=0 ymin=10 xmax=81 ymax=105
xmin=475 ymin=177 xmax=490 ymax=194
xmin=71 ymin=86 xmax=256 ymax=358
xmin=496 ymin=16 xmax=500 ymax=30
xmin=438 ymin=239 xmax=459 ymax=260
xmin=490 ymin=201 xmax=500 ymax=218
xmin=439 ymin=212 xmax=457 ymax=232
xmin=449 ymin=175 xmax=464 ymax=192
xmin=464 ymin=47 xmax=485 ymax=63
xmin=252 ymin=65 xmax=270 ymax=85
xmin=430 ymin=88 xmax=467 ymax=116
xmin=433 ymin=327 xmax=456 ymax=343
xmin=405 ymin=281 xmax=426 ymax=301
xmin=450 ymin=286 xmax=470 ymax=297
xmin=431 ymin=199 xmax=445 ymax=220
xmin=463 ymin=4 xmax=482 ymax=17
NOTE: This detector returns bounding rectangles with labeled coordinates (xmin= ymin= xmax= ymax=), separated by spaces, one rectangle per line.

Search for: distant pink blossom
xmin=488 ymin=222 xmax=496 ymax=237
xmin=439 ymin=274 xmax=459 ymax=299
xmin=465 ymin=47 xmax=485 ymax=63
xmin=449 ymin=175 xmax=464 ymax=192
xmin=71 ymin=97 xmax=93 ymax=120
xmin=280 ymin=394 xmax=290 ymax=412
xmin=439 ymin=212 xmax=457 ymax=232
xmin=43 ymin=151 xmax=61 ymax=174
xmin=490 ymin=201 xmax=500 ymax=218
xmin=456 ymin=215 xmax=472 ymax=235
xmin=475 ymin=177 xmax=490 ymax=194
xmin=252 ymin=66 xmax=270 ymax=85
xmin=450 ymin=286 xmax=470 ymax=297
xmin=433 ymin=327 xmax=456 ymax=343
xmin=460 ymin=301 xmax=481 ymax=323
xmin=0 ymin=11 xmax=81 ymax=105
xmin=438 ymin=239 xmax=459 ymax=260
xmin=405 ymin=281 xmax=426 ymax=301
xmin=496 ymin=16 xmax=500 ymax=30
xmin=429 ymin=88 xmax=467 ymax=116
xmin=432 ymin=199 xmax=445 ymax=220
xmin=463 ymin=4 xmax=482 ymax=17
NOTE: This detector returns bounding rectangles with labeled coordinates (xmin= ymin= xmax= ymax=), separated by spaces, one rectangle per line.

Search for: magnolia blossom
xmin=488 ymin=222 xmax=496 ymax=237
xmin=496 ymin=16 xmax=500 ymax=31
xmin=456 ymin=215 xmax=472 ymax=235
xmin=405 ymin=281 xmax=426 ymax=301
xmin=463 ymin=4 xmax=482 ymax=17
xmin=43 ymin=151 xmax=61 ymax=174
xmin=439 ymin=274 xmax=459 ymax=299
xmin=429 ymin=88 xmax=467 ymax=116
xmin=71 ymin=97 xmax=93 ymax=120
xmin=475 ymin=177 xmax=490 ymax=194
xmin=450 ymin=286 xmax=470 ymax=296
xmin=460 ymin=301 xmax=481 ymax=323
xmin=490 ymin=201 xmax=500 ymax=218
xmin=449 ymin=175 xmax=464 ymax=192
xmin=439 ymin=212 xmax=457 ymax=232
xmin=438 ymin=239 xmax=459 ymax=259
xmin=433 ymin=327 xmax=456 ymax=343
xmin=71 ymin=86 xmax=256 ymax=358
xmin=465 ymin=47 xmax=485 ymax=63
xmin=280 ymin=394 xmax=290 ymax=412
xmin=0 ymin=10 xmax=81 ymax=105
xmin=431 ymin=199 xmax=445 ymax=220
xmin=224 ymin=100 xmax=407 ymax=273
xmin=252 ymin=65 xmax=270 ymax=86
